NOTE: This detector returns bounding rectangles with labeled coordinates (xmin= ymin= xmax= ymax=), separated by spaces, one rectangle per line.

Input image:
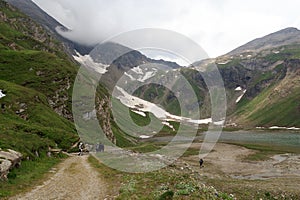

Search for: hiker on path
xmin=199 ymin=158 xmax=204 ymax=168
xmin=78 ymin=142 xmax=84 ymax=156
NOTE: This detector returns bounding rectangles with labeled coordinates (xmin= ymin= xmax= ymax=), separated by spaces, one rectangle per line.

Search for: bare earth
xmin=182 ymin=143 xmax=300 ymax=193
xmin=186 ymin=143 xmax=300 ymax=179
xmin=10 ymin=155 xmax=107 ymax=200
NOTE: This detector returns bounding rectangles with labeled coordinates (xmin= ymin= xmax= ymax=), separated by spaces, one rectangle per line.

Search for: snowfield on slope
xmin=114 ymin=86 xmax=215 ymax=125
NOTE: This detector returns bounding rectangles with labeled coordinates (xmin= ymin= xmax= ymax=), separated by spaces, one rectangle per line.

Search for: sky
xmin=32 ymin=0 xmax=300 ymax=60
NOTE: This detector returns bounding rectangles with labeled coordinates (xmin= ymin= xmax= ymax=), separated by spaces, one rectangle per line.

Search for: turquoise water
xmin=203 ymin=131 xmax=300 ymax=148
xmin=145 ymin=130 xmax=300 ymax=149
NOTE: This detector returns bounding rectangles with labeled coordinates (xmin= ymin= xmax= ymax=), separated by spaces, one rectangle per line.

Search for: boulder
xmin=0 ymin=149 xmax=22 ymax=180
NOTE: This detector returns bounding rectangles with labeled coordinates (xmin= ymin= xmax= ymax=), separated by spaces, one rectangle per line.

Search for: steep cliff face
xmin=96 ymin=95 xmax=116 ymax=144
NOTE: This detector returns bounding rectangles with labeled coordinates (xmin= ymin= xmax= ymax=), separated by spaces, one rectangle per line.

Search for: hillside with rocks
xmin=4 ymin=0 xmax=94 ymax=55
xmin=127 ymin=28 xmax=300 ymax=128
xmin=0 ymin=0 xmax=124 ymax=184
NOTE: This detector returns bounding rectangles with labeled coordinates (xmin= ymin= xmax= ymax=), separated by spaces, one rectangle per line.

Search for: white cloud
xmin=33 ymin=0 xmax=300 ymax=58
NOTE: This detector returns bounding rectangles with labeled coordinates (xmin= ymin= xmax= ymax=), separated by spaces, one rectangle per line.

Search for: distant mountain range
xmin=2 ymin=0 xmax=300 ymax=137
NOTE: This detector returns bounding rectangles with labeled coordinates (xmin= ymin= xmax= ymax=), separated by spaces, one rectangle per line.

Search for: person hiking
xmin=199 ymin=158 xmax=204 ymax=168
xmin=78 ymin=142 xmax=84 ymax=156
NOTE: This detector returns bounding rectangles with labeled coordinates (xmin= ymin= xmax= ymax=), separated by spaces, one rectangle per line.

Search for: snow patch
xmin=125 ymin=66 xmax=157 ymax=82
xmin=217 ymin=61 xmax=230 ymax=65
xmin=73 ymin=51 xmax=109 ymax=74
xmin=131 ymin=110 xmax=146 ymax=117
xmin=162 ymin=121 xmax=175 ymax=131
xmin=236 ymin=90 xmax=246 ymax=103
xmin=269 ymin=126 xmax=286 ymax=129
xmin=114 ymin=86 xmax=215 ymax=125
xmin=269 ymin=126 xmax=300 ymax=130
xmin=213 ymin=120 xmax=225 ymax=126
xmin=137 ymin=70 xmax=157 ymax=82
xmin=235 ymin=86 xmax=242 ymax=91
xmin=256 ymin=127 xmax=264 ymax=129
xmin=0 ymin=90 xmax=6 ymax=99
xmin=131 ymin=66 xmax=143 ymax=75
xmin=287 ymin=127 xmax=300 ymax=130
xmin=187 ymin=118 xmax=212 ymax=124
xmin=115 ymin=86 xmax=167 ymax=119
xmin=124 ymin=72 xmax=136 ymax=81
xmin=139 ymin=135 xmax=151 ymax=139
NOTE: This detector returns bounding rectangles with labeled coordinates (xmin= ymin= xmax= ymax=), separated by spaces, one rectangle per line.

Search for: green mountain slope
xmin=0 ymin=0 xmax=79 ymax=156
xmin=133 ymin=41 xmax=300 ymax=128
xmin=0 ymin=0 xmax=136 ymax=160
xmin=232 ymin=59 xmax=300 ymax=127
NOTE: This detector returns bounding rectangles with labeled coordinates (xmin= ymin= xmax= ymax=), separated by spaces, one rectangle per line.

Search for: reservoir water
xmin=205 ymin=131 xmax=300 ymax=148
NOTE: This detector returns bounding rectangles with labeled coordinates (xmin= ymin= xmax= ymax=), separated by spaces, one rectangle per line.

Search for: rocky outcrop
xmin=96 ymin=96 xmax=116 ymax=144
xmin=5 ymin=0 xmax=94 ymax=55
xmin=0 ymin=149 xmax=22 ymax=180
xmin=0 ymin=1 xmax=76 ymax=121
xmin=48 ymin=77 xmax=73 ymax=120
xmin=0 ymin=1 xmax=61 ymax=52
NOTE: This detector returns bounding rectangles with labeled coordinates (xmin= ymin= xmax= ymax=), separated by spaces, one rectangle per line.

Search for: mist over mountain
xmin=5 ymin=0 xmax=94 ymax=55
xmin=1 ymin=1 xmax=300 ymax=198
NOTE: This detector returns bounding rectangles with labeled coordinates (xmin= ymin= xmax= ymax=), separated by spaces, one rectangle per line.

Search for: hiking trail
xmin=10 ymin=155 xmax=108 ymax=200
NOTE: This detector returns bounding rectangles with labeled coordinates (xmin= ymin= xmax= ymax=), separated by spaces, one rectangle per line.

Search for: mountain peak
xmin=277 ymin=27 xmax=300 ymax=33
xmin=228 ymin=27 xmax=300 ymax=55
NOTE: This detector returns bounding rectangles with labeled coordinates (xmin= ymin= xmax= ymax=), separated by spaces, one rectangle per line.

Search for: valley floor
xmin=183 ymin=142 xmax=300 ymax=181
xmin=6 ymin=142 xmax=300 ymax=200
xmin=182 ymin=142 xmax=300 ymax=198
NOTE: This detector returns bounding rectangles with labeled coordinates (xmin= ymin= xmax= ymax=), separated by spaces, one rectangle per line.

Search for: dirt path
xmin=10 ymin=155 xmax=107 ymax=200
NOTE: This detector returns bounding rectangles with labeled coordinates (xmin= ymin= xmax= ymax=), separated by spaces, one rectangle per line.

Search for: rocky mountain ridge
xmin=5 ymin=0 xmax=94 ymax=55
xmin=125 ymin=27 xmax=300 ymax=127
xmin=228 ymin=27 xmax=300 ymax=56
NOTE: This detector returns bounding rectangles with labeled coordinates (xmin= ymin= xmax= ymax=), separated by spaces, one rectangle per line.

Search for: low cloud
xmin=33 ymin=0 xmax=300 ymax=58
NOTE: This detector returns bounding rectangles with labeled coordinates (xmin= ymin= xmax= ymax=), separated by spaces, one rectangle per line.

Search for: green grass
xmin=0 ymin=80 xmax=78 ymax=153
xmin=133 ymin=83 xmax=181 ymax=116
xmin=205 ymin=176 xmax=300 ymax=200
xmin=236 ymin=143 xmax=300 ymax=161
xmin=234 ymin=83 xmax=300 ymax=127
xmin=0 ymin=0 xmax=81 ymax=152
xmin=88 ymin=155 xmax=233 ymax=200
xmin=127 ymin=142 xmax=162 ymax=153
xmin=0 ymin=3 xmax=81 ymax=195
xmin=111 ymin=98 xmax=177 ymax=139
xmin=0 ymin=155 xmax=65 ymax=198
